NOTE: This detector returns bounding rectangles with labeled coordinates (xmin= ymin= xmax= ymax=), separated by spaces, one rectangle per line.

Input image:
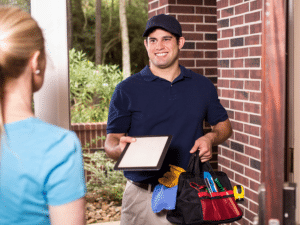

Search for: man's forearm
xmin=205 ymin=118 xmax=232 ymax=146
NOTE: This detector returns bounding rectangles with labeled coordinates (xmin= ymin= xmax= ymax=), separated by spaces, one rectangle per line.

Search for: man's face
xmin=144 ymin=29 xmax=185 ymax=70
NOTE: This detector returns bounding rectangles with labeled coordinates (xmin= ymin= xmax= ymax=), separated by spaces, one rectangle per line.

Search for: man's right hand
xmin=104 ymin=133 xmax=136 ymax=161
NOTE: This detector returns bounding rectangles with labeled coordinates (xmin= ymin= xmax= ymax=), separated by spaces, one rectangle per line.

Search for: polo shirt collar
xmin=140 ymin=65 xmax=192 ymax=82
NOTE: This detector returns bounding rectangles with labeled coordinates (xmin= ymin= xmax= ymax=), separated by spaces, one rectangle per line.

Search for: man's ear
xmin=144 ymin=39 xmax=148 ymax=50
xmin=178 ymin=37 xmax=185 ymax=50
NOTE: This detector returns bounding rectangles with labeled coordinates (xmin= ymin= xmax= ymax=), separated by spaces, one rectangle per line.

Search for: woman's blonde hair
xmin=0 ymin=6 xmax=44 ymax=137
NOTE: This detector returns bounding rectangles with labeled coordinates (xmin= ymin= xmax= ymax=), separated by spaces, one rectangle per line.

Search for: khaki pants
xmin=120 ymin=181 xmax=175 ymax=225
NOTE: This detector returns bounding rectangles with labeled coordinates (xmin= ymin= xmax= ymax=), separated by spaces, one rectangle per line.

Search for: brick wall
xmin=148 ymin=0 xmax=219 ymax=169
xmin=217 ymin=0 xmax=262 ymax=224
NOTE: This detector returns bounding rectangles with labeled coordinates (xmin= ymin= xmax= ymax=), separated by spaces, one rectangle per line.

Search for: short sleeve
xmin=205 ymin=82 xmax=228 ymax=126
xmin=106 ymin=85 xmax=132 ymax=134
xmin=44 ymin=132 xmax=86 ymax=206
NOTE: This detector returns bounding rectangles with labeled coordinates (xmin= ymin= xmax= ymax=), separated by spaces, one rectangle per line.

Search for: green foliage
xmin=72 ymin=0 xmax=149 ymax=74
xmin=0 ymin=0 xmax=30 ymax=12
xmin=69 ymin=48 xmax=123 ymax=123
xmin=83 ymin=149 xmax=126 ymax=203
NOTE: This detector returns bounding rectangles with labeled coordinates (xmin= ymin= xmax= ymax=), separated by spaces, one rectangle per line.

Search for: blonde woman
xmin=0 ymin=6 xmax=86 ymax=225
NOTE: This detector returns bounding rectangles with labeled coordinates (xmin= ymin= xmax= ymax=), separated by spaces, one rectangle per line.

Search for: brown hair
xmin=0 ymin=6 xmax=44 ymax=137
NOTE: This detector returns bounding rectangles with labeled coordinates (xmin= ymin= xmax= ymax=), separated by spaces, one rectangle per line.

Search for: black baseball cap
xmin=143 ymin=14 xmax=182 ymax=37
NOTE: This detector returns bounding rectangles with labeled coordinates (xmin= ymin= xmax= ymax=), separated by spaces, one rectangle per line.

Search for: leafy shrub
xmin=69 ymin=49 xmax=123 ymax=123
xmin=83 ymin=149 xmax=127 ymax=203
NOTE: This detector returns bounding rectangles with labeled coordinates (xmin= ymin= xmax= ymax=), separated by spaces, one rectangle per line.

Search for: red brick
xmin=245 ymin=102 xmax=260 ymax=114
xmin=197 ymin=7 xmax=217 ymax=14
xmin=230 ymin=100 xmax=243 ymax=110
xmin=245 ymin=188 xmax=259 ymax=202
xmin=218 ymin=79 xmax=230 ymax=88
xmin=159 ymin=0 xmax=176 ymax=6
xmin=181 ymin=24 xmax=195 ymax=32
xmin=245 ymin=208 xmax=258 ymax=221
xmin=177 ymin=0 xmax=203 ymax=4
xmin=222 ymin=29 xmax=234 ymax=38
xmin=178 ymin=15 xmax=203 ymax=23
xmin=245 ymin=146 xmax=260 ymax=159
xmin=235 ymin=25 xmax=249 ymax=36
xmin=184 ymin=33 xmax=203 ymax=41
xmin=235 ymin=112 xmax=249 ymax=123
xmin=235 ymin=90 xmax=249 ymax=100
xmin=244 ymin=124 xmax=260 ymax=137
xmin=235 ymin=132 xmax=249 ymax=144
xmin=235 ymin=153 xmax=250 ymax=165
xmin=245 ymin=167 xmax=260 ymax=180
xmin=245 ymin=11 xmax=261 ymax=23
xmin=197 ymin=42 xmax=217 ymax=49
xmin=227 ymin=109 xmax=234 ymax=119
xmin=217 ymin=0 xmax=229 ymax=9
xmin=231 ymin=59 xmax=244 ymax=68
xmin=250 ymin=23 xmax=262 ymax=34
xmin=250 ymin=114 xmax=260 ymax=125
xmin=217 ymin=9 xmax=220 ymax=19
xmin=222 ymin=148 xmax=235 ymax=159
xmin=217 ymin=39 xmax=229 ymax=49
xmin=191 ymin=68 xmax=204 ymax=74
xmin=220 ymin=99 xmax=230 ymax=108
xmin=230 ymin=15 xmax=244 ymax=26
xmin=204 ymin=0 xmax=216 ymax=6
xmin=249 ymin=200 xmax=259 ymax=213
xmin=235 ymin=173 xmax=249 ymax=187
xmin=196 ymin=60 xmax=217 ymax=67
xmin=196 ymin=24 xmax=217 ymax=32
xmin=235 ymin=48 xmax=248 ymax=58
xmin=179 ymin=59 xmax=195 ymax=67
xmin=250 ymin=136 xmax=261 ymax=148
xmin=157 ymin=7 xmax=166 ymax=14
xmin=179 ymin=51 xmax=203 ymax=58
xmin=231 ymin=161 xmax=244 ymax=174
xmin=250 ymin=46 xmax=262 ymax=56
xmin=250 ymin=180 xmax=260 ymax=192
xmin=231 ymin=120 xmax=243 ymax=132
xmin=245 ymin=35 xmax=260 ymax=45
xmin=235 ymin=2 xmax=249 ymax=15
xmin=218 ymin=155 xmax=231 ymax=168
xmin=245 ymin=58 xmax=260 ymax=67
xmin=250 ymin=92 xmax=261 ymax=102
xmin=222 ymin=49 xmax=234 ymax=58
xmin=230 ymin=0 xmax=243 ymax=6
xmin=205 ymin=15 xmax=217 ymax=23
xmin=250 ymin=0 xmax=262 ymax=11
xmin=150 ymin=1 xmax=158 ymax=10
xmin=222 ymin=69 xmax=234 ymax=78
xmin=217 ymin=30 xmax=221 ymax=39
xmin=148 ymin=11 xmax=156 ymax=19
xmin=230 ymin=80 xmax=243 ymax=89
xmin=250 ymin=69 xmax=261 ymax=79
xmin=168 ymin=5 xmax=195 ymax=14
xmin=221 ymin=7 xmax=234 ymax=18
xmin=222 ymin=89 xmax=234 ymax=98
xmin=205 ymin=68 xmax=217 ymax=75
xmin=245 ymin=80 xmax=260 ymax=91
xmin=205 ymin=51 xmax=217 ymax=58
xmin=235 ymin=70 xmax=249 ymax=78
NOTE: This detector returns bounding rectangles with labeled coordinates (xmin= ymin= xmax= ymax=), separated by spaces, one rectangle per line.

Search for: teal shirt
xmin=0 ymin=117 xmax=86 ymax=225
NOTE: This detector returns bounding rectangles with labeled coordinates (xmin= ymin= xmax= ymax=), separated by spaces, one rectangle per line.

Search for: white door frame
xmin=31 ymin=0 xmax=70 ymax=130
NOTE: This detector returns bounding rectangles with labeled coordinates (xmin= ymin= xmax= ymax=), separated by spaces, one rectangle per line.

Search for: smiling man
xmin=105 ymin=14 xmax=232 ymax=225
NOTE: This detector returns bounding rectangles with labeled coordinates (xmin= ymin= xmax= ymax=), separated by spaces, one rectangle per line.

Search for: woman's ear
xmin=30 ymin=51 xmax=45 ymax=92
xmin=30 ymin=51 xmax=41 ymax=74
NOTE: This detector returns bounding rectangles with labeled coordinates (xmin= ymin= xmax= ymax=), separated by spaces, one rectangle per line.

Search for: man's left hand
xmin=190 ymin=135 xmax=213 ymax=162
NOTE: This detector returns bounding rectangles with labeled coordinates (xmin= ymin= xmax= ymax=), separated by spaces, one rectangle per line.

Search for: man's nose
xmin=156 ymin=40 xmax=164 ymax=49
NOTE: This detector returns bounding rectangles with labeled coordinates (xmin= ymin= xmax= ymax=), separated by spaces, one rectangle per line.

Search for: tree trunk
xmin=67 ymin=0 xmax=73 ymax=50
xmin=119 ymin=0 xmax=131 ymax=78
xmin=95 ymin=0 xmax=102 ymax=65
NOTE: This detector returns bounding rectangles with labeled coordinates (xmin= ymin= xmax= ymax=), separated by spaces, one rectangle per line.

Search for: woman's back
xmin=0 ymin=117 xmax=86 ymax=224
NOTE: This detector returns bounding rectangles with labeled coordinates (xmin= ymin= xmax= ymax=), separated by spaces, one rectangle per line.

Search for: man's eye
xmin=164 ymin=38 xmax=171 ymax=41
xmin=150 ymin=39 xmax=156 ymax=43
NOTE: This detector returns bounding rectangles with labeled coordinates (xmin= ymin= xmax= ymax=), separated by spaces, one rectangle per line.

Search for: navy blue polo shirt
xmin=107 ymin=65 xmax=228 ymax=183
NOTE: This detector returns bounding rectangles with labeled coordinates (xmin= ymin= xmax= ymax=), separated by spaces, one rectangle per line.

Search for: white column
xmin=31 ymin=0 xmax=70 ymax=130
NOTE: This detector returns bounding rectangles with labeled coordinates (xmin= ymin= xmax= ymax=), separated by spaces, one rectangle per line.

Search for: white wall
xmin=31 ymin=0 xmax=70 ymax=130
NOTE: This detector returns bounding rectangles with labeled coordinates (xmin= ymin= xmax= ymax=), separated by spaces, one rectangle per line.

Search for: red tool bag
xmin=167 ymin=151 xmax=243 ymax=224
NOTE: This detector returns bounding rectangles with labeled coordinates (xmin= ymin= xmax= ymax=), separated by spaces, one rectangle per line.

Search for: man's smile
xmin=155 ymin=53 xmax=168 ymax=56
